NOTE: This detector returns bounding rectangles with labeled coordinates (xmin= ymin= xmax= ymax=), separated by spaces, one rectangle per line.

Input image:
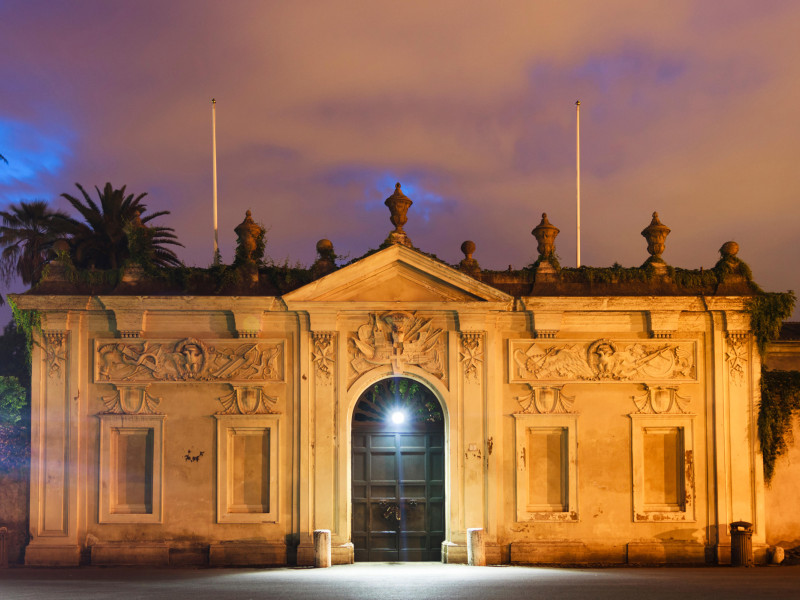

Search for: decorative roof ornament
xmin=458 ymin=240 xmax=481 ymax=278
xmin=312 ymin=238 xmax=337 ymax=277
xmin=384 ymin=183 xmax=413 ymax=247
xmin=641 ymin=211 xmax=670 ymax=265
xmin=531 ymin=213 xmax=560 ymax=276
xmin=234 ymin=209 xmax=265 ymax=283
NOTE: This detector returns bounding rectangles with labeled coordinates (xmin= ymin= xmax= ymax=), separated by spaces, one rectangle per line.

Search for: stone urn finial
xmin=641 ymin=212 xmax=670 ymax=261
xmin=459 ymin=240 xmax=480 ymax=277
xmin=234 ymin=209 xmax=265 ymax=283
xmin=532 ymin=213 xmax=560 ymax=259
xmin=384 ymin=182 xmax=413 ymax=247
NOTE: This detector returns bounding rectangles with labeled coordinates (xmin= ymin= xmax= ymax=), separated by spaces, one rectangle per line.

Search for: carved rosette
xmin=95 ymin=338 xmax=284 ymax=383
xmin=348 ymin=311 xmax=446 ymax=386
xmin=515 ymin=385 xmax=575 ymax=414
xmin=216 ymin=386 xmax=278 ymax=415
xmin=460 ymin=331 xmax=484 ymax=383
xmin=312 ymin=331 xmax=336 ymax=385
xmin=631 ymin=384 xmax=691 ymax=415
xmin=725 ymin=332 xmax=748 ymax=386
xmin=101 ymin=384 xmax=162 ymax=415
xmin=511 ymin=338 xmax=696 ymax=383
xmin=43 ymin=330 xmax=67 ymax=379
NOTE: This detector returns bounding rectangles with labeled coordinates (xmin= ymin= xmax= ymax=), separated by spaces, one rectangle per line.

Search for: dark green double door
xmin=352 ymin=429 xmax=445 ymax=561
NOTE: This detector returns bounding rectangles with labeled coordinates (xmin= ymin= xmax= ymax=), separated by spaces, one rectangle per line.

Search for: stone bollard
xmin=467 ymin=528 xmax=486 ymax=566
xmin=0 ymin=526 xmax=8 ymax=568
xmin=313 ymin=529 xmax=331 ymax=568
xmin=768 ymin=546 xmax=785 ymax=565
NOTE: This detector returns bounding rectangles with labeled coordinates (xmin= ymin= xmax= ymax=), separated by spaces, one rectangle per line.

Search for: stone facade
xmin=10 ymin=240 xmax=774 ymax=566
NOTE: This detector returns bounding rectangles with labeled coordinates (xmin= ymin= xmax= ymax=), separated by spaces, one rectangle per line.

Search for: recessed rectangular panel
xmin=370 ymin=453 xmax=396 ymax=481
xmin=527 ymin=427 xmax=566 ymax=510
xmin=643 ymin=427 xmax=683 ymax=507
xmin=113 ymin=428 xmax=154 ymax=514
xmin=370 ymin=435 xmax=396 ymax=449
xmin=229 ymin=429 xmax=270 ymax=513
xmin=400 ymin=453 xmax=425 ymax=481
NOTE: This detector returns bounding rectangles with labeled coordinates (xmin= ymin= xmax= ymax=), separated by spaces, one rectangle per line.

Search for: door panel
xmin=352 ymin=430 xmax=445 ymax=561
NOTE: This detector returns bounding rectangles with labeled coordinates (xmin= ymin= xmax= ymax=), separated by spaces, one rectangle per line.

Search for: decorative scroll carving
xmin=515 ymin=385 xmax=575 ymax=414
xmin=43 ymin=331 xmax=67 ymax=379
xmin=101 ymin=384 xmax=162 ymax=415
xmin=725 ymin=334 xmax=748 ymax=386
xmin=631 ymin=384 xmax=691 ymax=415
xmin=95 ymin=338 xmax=284 ymax=383
xmin=312 ymin=331 xmax=335 ymax=384
xmin=348 ymin=311 xmax=445 ymax=383
xmin=216 ymin=386 xmax=278 ymax=415
xmin=460 ymin=332 xmax=483 ymax=383
xmin=510 ymin=338 xmax=696 ymax=383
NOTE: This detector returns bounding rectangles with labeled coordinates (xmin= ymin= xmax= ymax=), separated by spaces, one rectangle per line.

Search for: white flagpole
xmin=212 ymin=98 xmax=219 ymax=264
xmin=576 ymin=100 xmax=581 ymax=268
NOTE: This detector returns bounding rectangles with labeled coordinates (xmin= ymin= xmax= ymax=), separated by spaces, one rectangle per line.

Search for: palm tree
xmin=0 ymin=200 xmax=68 ymax=285
xmin=57 ymin=182 xmax=183 ymax=270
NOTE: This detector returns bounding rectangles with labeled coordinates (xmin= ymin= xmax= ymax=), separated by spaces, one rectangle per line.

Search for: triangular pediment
xmin=283 ymin=245 xmax=512 ymax=304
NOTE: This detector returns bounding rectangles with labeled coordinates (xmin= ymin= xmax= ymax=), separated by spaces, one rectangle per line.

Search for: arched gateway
xmin=351 ymin=377 xmax=445 ymax=561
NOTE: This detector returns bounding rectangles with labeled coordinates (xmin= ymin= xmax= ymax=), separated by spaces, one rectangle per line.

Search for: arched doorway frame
xmin=339 ymin=365 xmax=453 ymax=560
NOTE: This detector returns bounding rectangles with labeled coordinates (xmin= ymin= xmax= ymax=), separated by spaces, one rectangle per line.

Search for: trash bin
xmin=730 ymin=521 xmax=753 ymax=567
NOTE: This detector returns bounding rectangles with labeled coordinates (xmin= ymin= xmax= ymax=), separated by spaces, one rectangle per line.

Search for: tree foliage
xmin=57 ymin=182 xmax=183 ymax=270
xmin=0 ymin=200 xmax=69 ymax=285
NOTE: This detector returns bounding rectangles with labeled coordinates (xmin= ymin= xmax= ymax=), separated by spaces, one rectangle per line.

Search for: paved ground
xmin=1 ymin=563 xmax=798 ymax=600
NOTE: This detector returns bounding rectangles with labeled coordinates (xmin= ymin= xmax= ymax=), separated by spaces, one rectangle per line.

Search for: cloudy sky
xmin=1 ymin=0 xmax=798 ymax=318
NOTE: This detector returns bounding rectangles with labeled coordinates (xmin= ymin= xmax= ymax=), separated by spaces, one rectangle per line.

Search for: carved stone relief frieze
xmin=631 ymin=384 xmax=692 ymax=415
xmin=510 ymin=338 xmax=696 ymax=383
xmin=312 ymin=331 xmax=335 ymax=385
xmin=101 ymin=384 xmax=162 ymax=415
xmin=42 ymin=330 xmax=67 ymax=379
xmin=725 ymin=333 xmax=748 ymax=387
xmin=95 ymin=338 xmax=284 ymax=384
xmin=514 ymin=385 xmax=575 ymax=414
xmin=216 ymin=386 xmax=278 ymax=415
xmin=348 ymin=311 xmax=446 ymax=385
xmin=460 ymin=331 xmax=484 ymax=384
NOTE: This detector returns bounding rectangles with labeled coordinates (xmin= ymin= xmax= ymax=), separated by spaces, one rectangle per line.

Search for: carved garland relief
xmin=95 ymin=338 xmax=284 ymax=384
xmin=631 ymin=384 xmax=692 ymax=415
xmin=348 ymin=311 xmax=446 ymax=386
xmin=101 ymin=384 xmax=163 ymax=415
xmin=510 ymin=338 xmax=696 ymax=383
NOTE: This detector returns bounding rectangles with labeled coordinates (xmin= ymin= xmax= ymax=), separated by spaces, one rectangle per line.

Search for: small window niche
xmin=630 ymin=415 xmax=695 ymax=522
xmin=99 ymin=414 xmax=165 ymax=523
xmin=216 ymin=415 xmax=279 ymax=523
xmin=514 ymin=413 xmax=578 ymax=522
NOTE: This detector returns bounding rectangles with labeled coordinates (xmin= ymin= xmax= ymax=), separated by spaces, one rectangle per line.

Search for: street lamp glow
xmin=391 ymin=410 xmax=406 ymax=425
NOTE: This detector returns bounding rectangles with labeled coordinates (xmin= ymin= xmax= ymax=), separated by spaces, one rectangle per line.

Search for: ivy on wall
xmin=760 ymin=368 xmax=800 ymax=484
xmin=747 ymin=291 xmax=797 ymax=357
